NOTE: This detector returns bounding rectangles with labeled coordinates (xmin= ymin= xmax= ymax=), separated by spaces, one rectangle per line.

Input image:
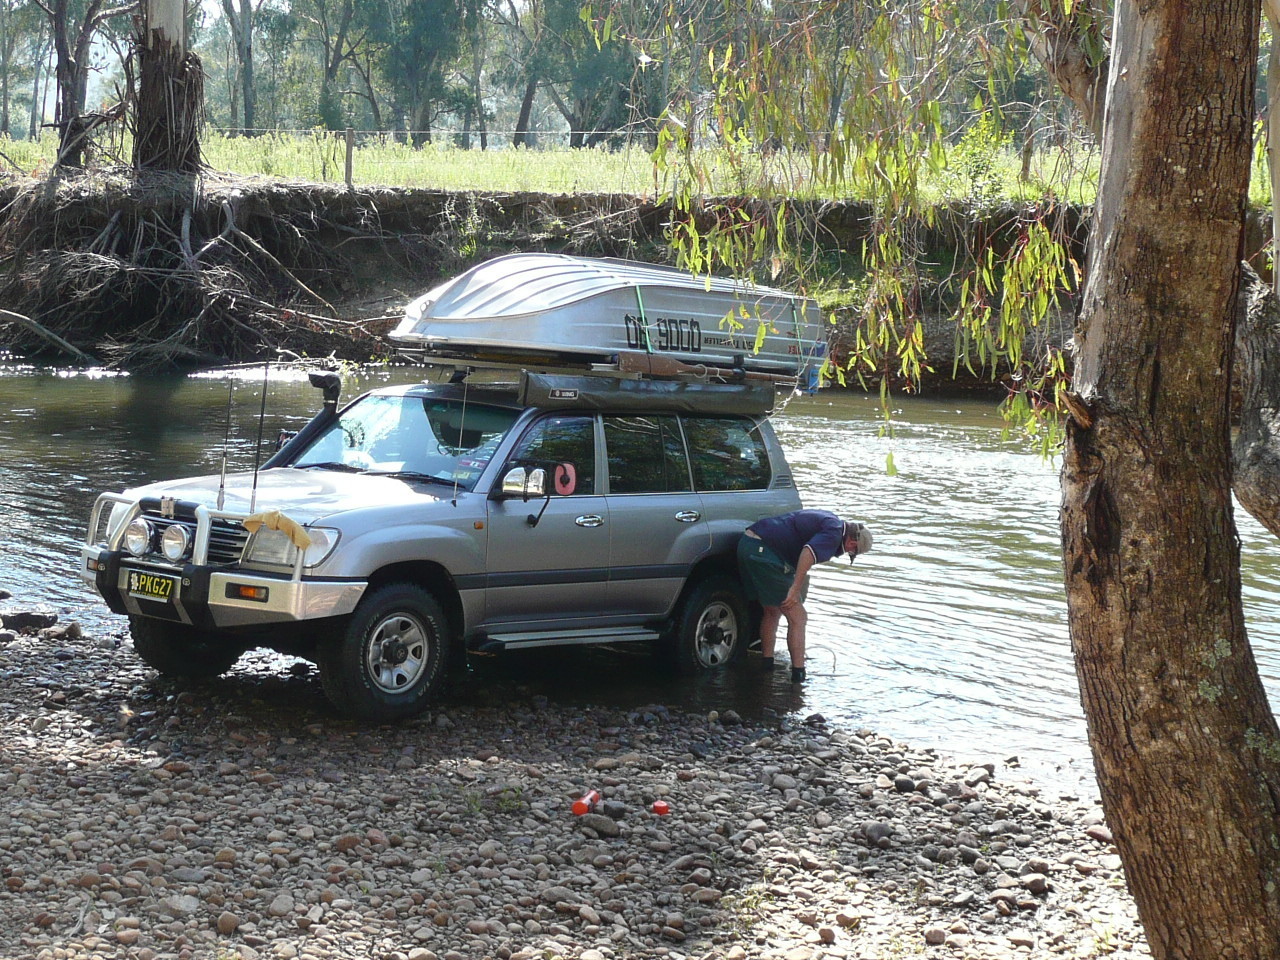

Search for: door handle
xmin=675 ymin=510 xmax=701 ymax=523
xmin=575 ymin=514 xmax=604 ymax=527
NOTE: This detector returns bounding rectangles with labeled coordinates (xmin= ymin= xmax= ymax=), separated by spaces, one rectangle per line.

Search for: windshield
xmin=292 ymin=394 xmax=520 ymax=490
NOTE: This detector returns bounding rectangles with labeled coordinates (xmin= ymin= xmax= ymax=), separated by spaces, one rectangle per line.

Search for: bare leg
xmin=783 ymin=602 xmax=808 ymax=668
xmin=759 ymin=605 xmax=783 ymax=657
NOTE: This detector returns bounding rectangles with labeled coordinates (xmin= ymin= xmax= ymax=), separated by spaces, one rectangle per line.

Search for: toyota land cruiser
xmin=80 ymin=371 xmax=802 ymax=719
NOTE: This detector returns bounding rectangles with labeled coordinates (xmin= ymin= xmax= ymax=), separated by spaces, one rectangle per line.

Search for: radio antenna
xmin=249 ymin=356 xmax=270 ymax=514
xmin=216 ymin=378 xmax=233 ymax=511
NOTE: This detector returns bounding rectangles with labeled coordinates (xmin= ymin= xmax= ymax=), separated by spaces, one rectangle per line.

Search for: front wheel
xmin=128 ymin=616 xmax=244 ymax=679
xmin=318 ymin=583 xmax=450 ymax=721
xmin=667 ymin=574 xmax=748 ymax=673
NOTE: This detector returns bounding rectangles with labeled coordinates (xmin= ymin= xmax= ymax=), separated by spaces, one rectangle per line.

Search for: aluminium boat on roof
xmin=390 ymin=253 xmax=824 ymax=382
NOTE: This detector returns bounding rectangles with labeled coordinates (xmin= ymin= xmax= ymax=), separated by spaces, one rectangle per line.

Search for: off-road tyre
xmin=318 ymin=583 xmax=450 ymax=721
xmin=128 ymin=616 xmax=244 ymax=679
xmin=667 ymin=574 xmax=749 ymax=673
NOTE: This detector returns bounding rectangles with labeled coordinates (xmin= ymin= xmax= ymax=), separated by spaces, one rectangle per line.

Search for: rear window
xmin=683 ymin=416 xmax=771 ymax=491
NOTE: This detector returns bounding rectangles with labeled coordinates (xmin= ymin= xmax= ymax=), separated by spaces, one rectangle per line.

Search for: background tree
xmin=0 ymin=0 xmax=45 ymax=136
xmin=1012 ymin=0 xmax=1107 ymax=139
xmin=37 ymin=0 xmax=137 ymax=167
xmin=493 ymin=0 xmax=546 ymax=146
xmin=220 ymin=0 xmax=260 ymax=134
xmin=26 ymin=19 xmax=52 ymax=140
xmin=380 ymin=0 xmax=463 ymax=144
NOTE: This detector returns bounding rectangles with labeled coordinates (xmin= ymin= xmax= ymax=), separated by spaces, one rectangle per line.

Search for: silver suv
xmin=80 ymin=372 xmax=801 ymax=719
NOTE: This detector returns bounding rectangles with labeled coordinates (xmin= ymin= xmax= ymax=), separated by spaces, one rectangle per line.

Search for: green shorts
xmin=737 ymin=535 xmax=795 ymax=607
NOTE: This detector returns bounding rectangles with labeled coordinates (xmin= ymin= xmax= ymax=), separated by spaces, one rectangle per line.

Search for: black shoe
xmin=761 ymin=657 xmax=775 ymax=672
xmin=790 ymin=666 xmax=806 ymax=684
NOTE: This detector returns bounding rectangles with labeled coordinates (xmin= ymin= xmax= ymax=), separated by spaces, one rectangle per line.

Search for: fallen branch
xmin=0 ymin=308 xmax=99 ymax=365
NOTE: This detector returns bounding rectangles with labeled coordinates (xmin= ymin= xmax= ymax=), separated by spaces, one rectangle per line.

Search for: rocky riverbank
xmin=0 ymin=596 xmax=1149 ymax=960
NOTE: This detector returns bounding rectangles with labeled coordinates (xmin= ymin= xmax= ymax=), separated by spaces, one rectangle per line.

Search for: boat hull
xmin=391 ymin=254 xmax=824 ymax=380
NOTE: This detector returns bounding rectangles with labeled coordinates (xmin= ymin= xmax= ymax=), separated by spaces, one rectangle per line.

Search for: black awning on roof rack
xmin=518 ymin=372 xmax=775 ymax=416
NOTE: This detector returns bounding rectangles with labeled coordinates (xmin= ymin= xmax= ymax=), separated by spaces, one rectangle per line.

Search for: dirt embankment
xmin=0 ymin=168 xmax=1271 ymax=389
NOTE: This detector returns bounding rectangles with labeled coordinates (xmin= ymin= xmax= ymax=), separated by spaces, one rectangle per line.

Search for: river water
xmin=5 ymin=364 xmax=1280 ymax=795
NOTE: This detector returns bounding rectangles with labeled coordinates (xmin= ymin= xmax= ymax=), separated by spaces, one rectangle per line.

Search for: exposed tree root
xmin=0 ymin=168 xmax=425 ymax=370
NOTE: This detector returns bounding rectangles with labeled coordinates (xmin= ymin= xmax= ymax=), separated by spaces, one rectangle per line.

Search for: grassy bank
xmin=4 ymin=129 xmax=1110 ymax=203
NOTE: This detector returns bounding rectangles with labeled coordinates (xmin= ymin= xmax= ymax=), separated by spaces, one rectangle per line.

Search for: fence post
xmin=345 ymin=127 xmax=354 ymax=189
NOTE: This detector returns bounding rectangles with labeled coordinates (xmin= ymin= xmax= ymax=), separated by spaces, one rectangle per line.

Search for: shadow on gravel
xmin=63 ymin=642 xmax=812 ymax=756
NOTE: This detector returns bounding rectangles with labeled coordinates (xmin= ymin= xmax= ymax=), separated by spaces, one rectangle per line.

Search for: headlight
xmin=244 ymin=526 xmax=340 ymax=569
xmin=245 ymin=527 xmax=294 ymax=566
xmin=301 ymin=528 xmax=339 ymax=567
xmin=160 ymin=524 xmax=191 ymax=562
xmin=123 ymin=519 xmax=154 ymax=557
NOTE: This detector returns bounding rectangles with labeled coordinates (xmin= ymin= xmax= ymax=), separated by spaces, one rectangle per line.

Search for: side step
xmin=477 ymin=625 xmax=662 ymax=652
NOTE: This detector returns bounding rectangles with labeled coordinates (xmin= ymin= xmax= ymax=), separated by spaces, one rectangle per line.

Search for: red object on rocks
xmin=651 ymin=800 xmax=670 ymax=815
xmin=572 ymin=790 xmax=601 ymax=815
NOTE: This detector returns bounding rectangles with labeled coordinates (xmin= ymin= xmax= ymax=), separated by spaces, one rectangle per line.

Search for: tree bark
xmin=1061 ymin=2 xmax=1280 ymax=958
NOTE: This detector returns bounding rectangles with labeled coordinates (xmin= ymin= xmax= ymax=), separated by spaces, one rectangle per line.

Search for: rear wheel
xmin=668 ymin=574 xmax=748 ymax=672
xmin=128 ymin=616 xmax=244 ymax=679
xmin=318 ymin=583 xmax=450 ymax=721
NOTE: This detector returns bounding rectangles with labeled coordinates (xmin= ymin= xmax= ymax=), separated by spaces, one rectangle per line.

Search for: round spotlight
xmin=123 ymin=518 xmax=154 ymax=557
xmin=160 ymin=524 xmax=191 ymax=562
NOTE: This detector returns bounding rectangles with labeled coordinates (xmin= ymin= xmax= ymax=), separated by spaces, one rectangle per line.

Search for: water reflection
xmin=3 ymin=366 xmax=1279 ymax=795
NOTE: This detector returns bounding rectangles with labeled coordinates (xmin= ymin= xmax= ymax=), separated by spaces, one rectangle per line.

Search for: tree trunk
xmin=238 ymin=0 xmax=253 ymax=133
xmin=411 ymin=96 xmax=431 ymax=147
xmin=1061 ymin=2 xmax=1280 ymax=958
xmin=133 ymin=0 xmax=202 ymax=171
xmin=29 ymin=31 xmax=48 ymax=141
xmin=470 ymin=26 xmax=485 ymax=151
xmin=0 ymin=0 xmax=10 ymax=137
xmin=225 ymin=36 xmax=240 ymax=132
xmin=513 ymin=78 xmax=536 ymax=146
xmin=1 ymin=64 xmax=9 ymax=138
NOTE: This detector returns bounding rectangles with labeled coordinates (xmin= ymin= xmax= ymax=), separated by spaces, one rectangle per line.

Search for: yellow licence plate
xmin=126 ymin=570 xmax=177 ymax=602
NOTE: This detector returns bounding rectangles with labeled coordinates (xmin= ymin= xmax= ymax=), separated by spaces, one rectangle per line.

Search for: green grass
xmin=0 ymin=132 xmax=61 ymax=177
xmin=2 ymin=127 xmax=1274 ymax=210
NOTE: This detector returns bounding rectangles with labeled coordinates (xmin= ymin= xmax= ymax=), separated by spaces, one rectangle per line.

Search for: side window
xmin=683 ymin=416 xmax=771 ymax=492
xmin=603 ymin=415 xmax=691 ymax=493
xmin=509 ymin=414 xmax=596 ymax=495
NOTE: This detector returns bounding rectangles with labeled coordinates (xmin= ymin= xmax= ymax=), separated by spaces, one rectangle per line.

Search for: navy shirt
xmin=748 ymin=509 xmax=844 ymax=567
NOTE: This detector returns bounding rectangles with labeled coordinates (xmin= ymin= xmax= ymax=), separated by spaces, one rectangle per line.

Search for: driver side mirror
xmin=499 ymin=466 xmax=547 ymax=501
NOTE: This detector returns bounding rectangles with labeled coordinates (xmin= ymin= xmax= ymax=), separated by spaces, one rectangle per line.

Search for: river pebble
xmin=0 ymin=602 xmax=1149 ymax=958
